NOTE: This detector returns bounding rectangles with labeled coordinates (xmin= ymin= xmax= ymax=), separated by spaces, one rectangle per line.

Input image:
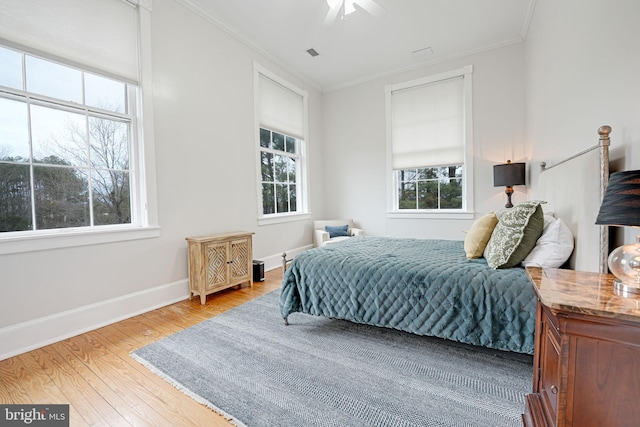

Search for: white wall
xmin=525 ymin=0 xmax=640 ymax=245
xmin=322 ymin=43 xmax=527 ymax=240
xmin=0 ymin=0 xmax=325 ymax=359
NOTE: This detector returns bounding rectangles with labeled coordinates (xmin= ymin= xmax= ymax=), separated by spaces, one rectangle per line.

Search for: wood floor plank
xmin=51 ymin=338 xmax=157 ymax=427
xmin=162 ymin=302 xmax=212 ymax=323
xmin=0 ymin=268 xmax=284 ymax=426
xmin=140 ymin=305 xmax=197 ymax=329
xmin=32 ymin=346 xmax=129 ymax=426
xmin=11 ymin=353 xmax=59 ymax=403
xmin=89 ymin=328 xmax=225 ymax=427
xmin=12 ymin=353 xmax=89 ymax=426
xmin=108 ymin=316 xmax=167 ymax=348
xmin=67 ymin=331 xmax=218 ymax=427
xmin=0 ymin=358 xmax=31 ymax=404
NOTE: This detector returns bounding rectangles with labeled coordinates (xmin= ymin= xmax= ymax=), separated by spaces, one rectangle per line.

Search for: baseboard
xmin=0 ymin=279 xmax=190 ymax=361
xmin=259 ymin=244 xmax=312 ymax=272
xmin=0 ymin=244 xmax=313 ymax=361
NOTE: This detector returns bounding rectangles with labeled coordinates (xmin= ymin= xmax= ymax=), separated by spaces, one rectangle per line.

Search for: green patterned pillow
xmin=484 ymin=201 xmax=545 ymax=269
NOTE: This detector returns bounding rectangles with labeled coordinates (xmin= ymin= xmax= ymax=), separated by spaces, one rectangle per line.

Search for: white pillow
xmin=522 ymin=218 xmax=574 ymax=268
xmin=543 ymin=213 xmax=556 ymax=228
xmin=541 ymin=203 xmax=555 ymax=227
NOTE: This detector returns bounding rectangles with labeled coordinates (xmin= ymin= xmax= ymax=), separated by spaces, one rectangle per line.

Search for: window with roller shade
xmin=255 ymin=65 xmax=309 ymax=223
xmin=0 ymin=0 xmax=158 ymax=254
xmin=386 ymin=66 xmax=474 ymax=216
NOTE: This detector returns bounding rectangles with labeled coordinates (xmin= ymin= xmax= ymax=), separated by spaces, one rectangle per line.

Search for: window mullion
xmin=85 ymin=113 xmax=95 ymax=227
xmin=127 ymin=84 xmax=139 ymax=226
xmin=271 ymin=154 xmax=277 ymax=214
xmin=26 ymin=95 xmax=37 ymax=231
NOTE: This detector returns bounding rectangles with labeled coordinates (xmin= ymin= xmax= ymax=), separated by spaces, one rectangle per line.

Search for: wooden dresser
xmin=523 ymin=267 xmax=640 ymax=427
xmin=186 ymin=231 xmax=254 ymax=304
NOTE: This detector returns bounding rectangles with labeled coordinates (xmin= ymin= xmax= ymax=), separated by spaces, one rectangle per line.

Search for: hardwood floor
xmin=0 ymin=269 xmax=283 ymax=427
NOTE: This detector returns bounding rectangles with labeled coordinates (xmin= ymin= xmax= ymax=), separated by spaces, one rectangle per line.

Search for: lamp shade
xmin=493 ymin=162 xmax=526 ymax=187
xmin=595 ymin=170 xmax=640 ymax=294
xmin=595 ymin=170 xmax=640 ymax=227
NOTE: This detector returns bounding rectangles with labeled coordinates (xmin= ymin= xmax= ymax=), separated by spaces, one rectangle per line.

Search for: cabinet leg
xmin=200 ymin=294 xmax=206 ymax=305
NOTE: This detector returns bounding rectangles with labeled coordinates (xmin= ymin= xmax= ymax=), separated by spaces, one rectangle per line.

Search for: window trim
xmin=0 ymin=226 xmax=161 ymax=256
xmin=385 ymin=65 xmax=474 ymax=219
xmin=254 ymin=63 xmax=310 ymax=225
xmin=0 ymin=2 xmax=159 ymax=254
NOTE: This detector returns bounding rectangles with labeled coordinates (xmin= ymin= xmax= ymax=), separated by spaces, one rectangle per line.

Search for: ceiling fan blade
xmin=355 ymin=0 xmax=385 ymax=18
xmin=323 ymin=0 xmax=384 ymax=26
xmin=343 ymin=0 xmax=356 ymax=15
xmin=323 ymin=4 xmax=342 ymax=26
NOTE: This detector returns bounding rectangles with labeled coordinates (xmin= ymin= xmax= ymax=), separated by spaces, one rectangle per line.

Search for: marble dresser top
xmin=526 ymin=266 xmax=640 ymax=324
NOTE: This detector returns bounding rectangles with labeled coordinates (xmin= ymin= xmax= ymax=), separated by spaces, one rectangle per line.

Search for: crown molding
xmin=520 ymin=0 xmax=537 ymax=40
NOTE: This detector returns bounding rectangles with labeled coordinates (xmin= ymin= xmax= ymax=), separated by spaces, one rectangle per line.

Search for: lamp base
xmin=504 ymin=186 xmax=514 ymax=208
xmin=608 ymin=236 xmax=640 ymax=297
xmin=614 ymin=279 xmax=640 ymax=296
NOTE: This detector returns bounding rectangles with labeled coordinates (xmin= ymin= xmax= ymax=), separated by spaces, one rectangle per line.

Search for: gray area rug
xmin=132 ymin=290 xmax=533 ymax=427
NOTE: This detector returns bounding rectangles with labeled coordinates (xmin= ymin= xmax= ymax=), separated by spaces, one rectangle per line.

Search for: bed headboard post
xmin=598 ymin=125 xmax=611 ymax=274
xmin=538 ymin=125 xmax=611 ymax=273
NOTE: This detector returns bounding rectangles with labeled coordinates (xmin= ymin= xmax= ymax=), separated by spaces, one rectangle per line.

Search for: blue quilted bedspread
xmin=280 ymin=237 xmax=536 ymax=354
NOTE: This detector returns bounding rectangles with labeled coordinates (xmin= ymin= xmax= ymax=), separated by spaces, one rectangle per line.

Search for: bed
xmin=280 ymin=126 xmax=612 ymax=355
xmin=281 ymin=237 xmax=537 ymax=353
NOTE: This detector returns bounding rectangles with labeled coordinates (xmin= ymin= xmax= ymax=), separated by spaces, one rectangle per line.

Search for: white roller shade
xmin=258 ymin=74 xmax=304 ymax=140
xmin=0 ymin=0 xmax=139 ymax=83
xmin=391 ymin=76 xmax=464 ymax=169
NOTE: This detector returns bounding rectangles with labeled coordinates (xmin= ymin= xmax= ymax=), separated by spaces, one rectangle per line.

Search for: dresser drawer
xmin=539 ymin=312 xmax=561 ymax=425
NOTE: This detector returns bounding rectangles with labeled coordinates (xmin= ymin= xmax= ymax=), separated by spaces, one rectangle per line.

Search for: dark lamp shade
xmin=493 ymin=162 xmax=526 ymax=187
xmin=595 ymin=170 xmax=640 ymax=227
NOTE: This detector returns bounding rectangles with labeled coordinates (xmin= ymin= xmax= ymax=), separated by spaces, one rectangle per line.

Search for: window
xmin=386 ymin=66 xmax=473 ymax=218
xmin=0 ymin=46 xmax=135 ymax=232
xmin=0 ymin=0 xmax=158 ymax=254
xmin=255 ymin=65 xmax=309 ymax=224
xmin=260 ymin=128 xmax=300 ymax=215
xmin=398 ymin=167 xmax=462 ymax=209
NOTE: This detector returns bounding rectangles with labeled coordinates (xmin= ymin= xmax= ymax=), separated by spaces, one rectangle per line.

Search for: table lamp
xmin=595 ymin=170 xmax=640 ymax=294
xmin=493 ymin=160 xmax=526 ymax=208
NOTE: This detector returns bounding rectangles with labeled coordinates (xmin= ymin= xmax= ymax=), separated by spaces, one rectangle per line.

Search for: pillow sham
xmin=522 ymin=218 xmax=574 ymax=268
xmin=325 ymin=225 xmax=349 ymax=238
xmin=464 ymin=212 xmax=498 ymax=259
xmin=484 ymin=201 xmax=545 ymax=269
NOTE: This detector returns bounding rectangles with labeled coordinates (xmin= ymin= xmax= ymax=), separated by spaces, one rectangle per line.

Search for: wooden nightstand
xmin=186 ymin=231 xmax=254 ymax=304
xmin=523 ymin=267 xmax=640 ymax=427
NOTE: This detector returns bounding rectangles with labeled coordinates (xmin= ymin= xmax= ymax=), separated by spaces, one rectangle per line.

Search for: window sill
xmin=387 ymin=211 xmax=475 ymax=220
xmin=258 ymin=212 xmax=311 ymax=226
xmin=0 ymin=226 xmax=161 ymax=255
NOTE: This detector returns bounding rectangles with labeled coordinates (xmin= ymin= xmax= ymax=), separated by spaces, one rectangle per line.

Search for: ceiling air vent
xmin=306 ymin=48 xmax=320 ymax=57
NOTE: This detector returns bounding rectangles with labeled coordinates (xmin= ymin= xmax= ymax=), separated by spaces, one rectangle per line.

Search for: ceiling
xmin=184 ymin=0 xmax=536 ymax=91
